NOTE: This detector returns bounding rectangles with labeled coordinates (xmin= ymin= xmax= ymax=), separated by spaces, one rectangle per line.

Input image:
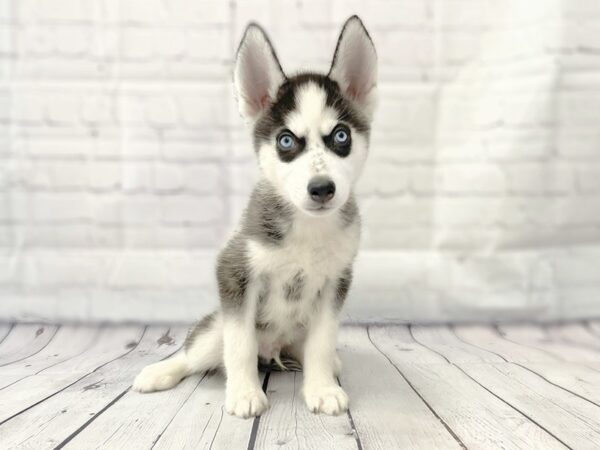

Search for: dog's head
xmin=234 ymin=16 xmax=377 ymax=217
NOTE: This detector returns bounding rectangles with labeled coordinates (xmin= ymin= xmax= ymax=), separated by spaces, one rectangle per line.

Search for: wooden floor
xmin=1 ymin=322 xmax=600 ymax=449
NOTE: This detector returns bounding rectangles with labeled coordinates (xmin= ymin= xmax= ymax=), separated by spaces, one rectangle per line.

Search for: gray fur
xmin=185 ymin=312 xmax=217 ymax=350
xmin=257 ymin=273 xmax=271 ymax=305
xmin=217 ymin=186 xmax=358 ymax=314
xmin=284 ymin=270 xmax=305 ymax=302
xmin=242 ymin=181 xmax=294 ymax=245
xmin=255 ymin=321 xmax=270 ymax=330
xmin=254 ymin=274 xmax=272 ymax=329
xmin=216 ymin=185 xmax=358 ymax=315
xmin=335 ymin=267 xmax=353 ymax=309
xmin=217 ymin=236 xmax=250 ymax=313
xmin=216 ymin=182 xmax=294 ymax=315
xmin=217 ymin=182 xmax=290 ymax=314
xmin=340 ymin=195 xmax=359 ymax=228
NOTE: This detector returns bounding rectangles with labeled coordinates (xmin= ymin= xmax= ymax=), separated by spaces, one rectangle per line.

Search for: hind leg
xmin=133 ymin=312 xmax=223 ymax=393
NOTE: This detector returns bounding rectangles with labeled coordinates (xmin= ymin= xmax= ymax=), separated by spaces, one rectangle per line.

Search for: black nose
xmin=307 ymin=176 xmax=336 ymax=204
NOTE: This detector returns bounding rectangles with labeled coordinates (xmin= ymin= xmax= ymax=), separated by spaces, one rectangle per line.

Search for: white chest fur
xmin=246 ymin=213 xmax=360 ymax=358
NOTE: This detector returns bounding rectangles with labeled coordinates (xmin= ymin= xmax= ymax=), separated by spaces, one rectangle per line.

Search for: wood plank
xmin=376 ymin=326 xmax=565 ymax=449
xmin=472 ymin=325 xmax=600 ymax=405
xmin=254 ymin=371 xmax=357 ymax=450
xmin=0 ymin=325 xmax=100 ymax=389
xmin=337 ymin=326 xmax=462 ymax=450
xmin=0 ymin=324 xmax=59 ymax=366
xmin=0 ymin=325 xmax=144 ymax=424
xmin=152 ymin=372 xmax=264 ymax=450
xmin=457 ymin=325 xmax=559 ymax=363
xmin=496 ymin=324 xmax=600 ymax=363
xmin=63 ymin=375 xmax=206 ymax=449
xmin=64 ymin=363 xmax=260 ymax=449
xmin=0 ymin=326 xmax=186 ymax=449
xmin=415 ymin=325 xmax=600 ymax=448
xmin=463 ymin=363 xmax=600 ymax=446
xmin=0 ymin=323 xmax=597 ymax=449
xmin=546 ymin=323 xmax=600 ymax=353
xmin=411 ymin=326 xmax=504 ymax=364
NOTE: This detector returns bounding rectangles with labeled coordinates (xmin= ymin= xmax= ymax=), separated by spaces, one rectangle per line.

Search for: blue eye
xmin=334 ymin=128 xmax=349 ymax=144
xmin=277 ymin=133 xmax=295 ymax=151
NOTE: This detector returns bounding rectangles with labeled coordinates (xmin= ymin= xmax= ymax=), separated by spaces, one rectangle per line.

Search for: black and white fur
xmin=133 ymin=16 xmax=377 ymax=418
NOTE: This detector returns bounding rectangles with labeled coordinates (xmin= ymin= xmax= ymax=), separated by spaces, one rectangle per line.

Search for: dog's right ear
xmin=234 ymin=24 xmax=286 ymax=120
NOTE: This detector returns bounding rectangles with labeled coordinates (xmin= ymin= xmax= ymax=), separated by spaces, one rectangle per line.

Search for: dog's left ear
xmin=234 ymin=23 xmax=286 ymax=120
xmin=329 ymin=16 xmax=378 ymax=118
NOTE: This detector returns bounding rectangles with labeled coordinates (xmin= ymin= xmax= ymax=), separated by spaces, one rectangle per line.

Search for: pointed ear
xmin=234 ymin=23 xmax=286 ymax=120
xmin=329 ymin=16 xmax=378 ymax=118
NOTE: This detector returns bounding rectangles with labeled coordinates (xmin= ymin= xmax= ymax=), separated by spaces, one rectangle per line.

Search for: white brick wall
xmin=1 ymin=0 xmax=600 ymax=323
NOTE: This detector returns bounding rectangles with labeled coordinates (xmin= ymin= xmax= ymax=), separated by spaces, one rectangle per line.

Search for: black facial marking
xmin=284 ymin=270 xmax=305 ymax=302
xmin=217 ymin=236 xmax=250 ymax=313
xmin=323 ymin=83 xmax=370 ymax=135
xmin=275 ymin=129 xmax=306 ymax=162
xmin=184 ymin=312 xmax=217 ymax=350
xmin=253 ymin=73 xmax=370 ymax=151
xmin=323 ymin=123 xmax=352 ymax=157
xmin=243 ymin=181 xmax=294 ymax=245
xmin=335 ymin=267 xmax=353 ymax=309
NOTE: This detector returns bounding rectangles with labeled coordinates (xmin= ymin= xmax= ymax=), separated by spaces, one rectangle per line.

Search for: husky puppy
xmin=133 ymin=15 xmax=377 ymax=418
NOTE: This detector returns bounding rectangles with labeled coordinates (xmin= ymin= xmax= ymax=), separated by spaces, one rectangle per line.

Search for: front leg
xmin=223 ymin=312 xmax=268 ymax=418
xmin=303 ymin=303 xmax=348 ymax=415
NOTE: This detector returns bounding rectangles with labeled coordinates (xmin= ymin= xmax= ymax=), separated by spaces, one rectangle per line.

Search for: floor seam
xmin=411 ymin=325 xmax=573 ymax=450
xmin=367 ymin=326 xmax=468 ymax=450
xmin=0 ymin=326 xmax=147 ymax=427
xmin=150 ymin=373 xmax=208 ymax=449
xmin=0 ymin=326 xmax=105 ymax=392
xmin=0 ymin=323 xmax=15 ymax=346
xmin=336 ymin=375 xmax=363 ymax=450
xmin=246 ymin=370 xmax=271 ymax=450
xmin=0 ymin=325 xmax=61 ymax=368
xmin=52 ymin=327 xmax=186 ymax=449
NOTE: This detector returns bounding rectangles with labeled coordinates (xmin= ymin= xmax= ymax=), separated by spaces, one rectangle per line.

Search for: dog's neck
xmin=242 ymin=177 xmax=359 ymax=246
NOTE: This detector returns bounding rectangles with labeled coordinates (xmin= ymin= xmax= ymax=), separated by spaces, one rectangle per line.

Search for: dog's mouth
xmin=303 ymin=204 xmax=336 ymax=216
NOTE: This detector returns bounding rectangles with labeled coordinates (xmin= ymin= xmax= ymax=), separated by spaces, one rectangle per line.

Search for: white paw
xmin=304 ymin=384 xmax=349 ymax=415
xmin=225 ymin=388 xmax=269 ymax=418
xmin=133 ymin=363 xmax=182 ymax=393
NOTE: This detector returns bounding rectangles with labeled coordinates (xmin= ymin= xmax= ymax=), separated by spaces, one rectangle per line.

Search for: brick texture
xmin=1 ymin=0 xmax=599 ymax=323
